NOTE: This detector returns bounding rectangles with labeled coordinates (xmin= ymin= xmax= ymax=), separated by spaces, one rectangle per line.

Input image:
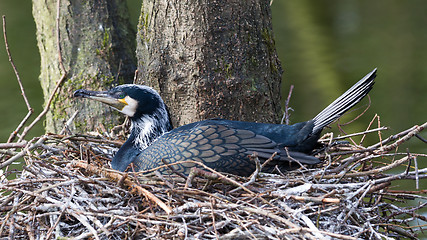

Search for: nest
xmin=0 ymin=122 xmax=426 ymax=239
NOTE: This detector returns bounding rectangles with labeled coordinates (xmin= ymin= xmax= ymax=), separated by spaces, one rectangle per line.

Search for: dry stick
xmin=328 ymin=123 xmax=425 ymax=175
xmin=415 ymin=134 xmax=427 ymax=143
xmin=0 ymin=137 xmax=46 ymax=169
xmin=278 ymin=201 xmax=326 ymax=239
xmin=281 ymin=84 xmax=294 ymax=125
xmin=375 ymin=168 xmax=427 ymax=186
xmin=153 ymin=160 xmax=300 ymax=226
xmin=369 ymin=123 xmax=425 ymax=150
xmin=25 ymin=224 xmax=35 ymax=240
xmin=0 ymin=191 xmax=31 ymax=235
xmin=161 ymin=158 xmax=187 ymax=180
xmin=17 ymin=73 xmax=67 ymax=143
xmin=154 ymin=160 xmax=254 ymax=194
xmin=0 ymin=142 xmax=27 ymax=149
xmin=229 ymin=153 xmax=262 ymax=193
xmin=336 ymin=96 xmax=372 ymax=146
xmin=72 ymin=161 xmax=172 ymax=214
xmin=380 ymin=122 xmax=426 ymax=153
xmin=279 ymin=227 xmax=357 ymax=240
xmin=290 ymin=195 xmax=340 ymax=204
xmin=319 ymin=156 xmax=410 ymax=179
xmin=360 ymin=113 xmax=378 ymax=145
xmin=210 ymin=197 xmax=219 ymax=240
xmin=343 ymin=182 xmax=373 ymax=224
xmin=2 ymin=15 xmax=32 ymax=112
xmin=49 ymin=134 xmax=123 ymax=146
xmin=60 ymin=111 xmax=79 ymax=135
xmin=45 ymin=205 xmax=66 ymax=239
xmin=2 ymin=16 xmax=34 ymax=143
xmin=318 ymin=127 xmax=387 ymax=142
xmin=8 ymin=195 xmax=18 ymax=239
xmin=387 ymin=189 xmax=427 ymax=194
xmin=341 ymin=95 xmax=372 ymax=128
xmin=405 ymin=148 xmax=412 ymax=175
xmin=178 ymin=162 xmax=311 ymax=234
xmin=413 ymin=156 xmax=419 ymax=190
xmin=172 ymin=202 xmax=298 ymax=229
xmin=70 ymin=211 xmax=100 ymax=240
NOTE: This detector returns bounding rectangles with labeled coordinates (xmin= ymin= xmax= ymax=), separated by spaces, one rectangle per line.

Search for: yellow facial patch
xmin=118 ymin=98 xmax=128 ymax=105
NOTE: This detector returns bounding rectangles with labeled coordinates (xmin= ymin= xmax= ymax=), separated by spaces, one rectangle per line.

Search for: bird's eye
xmin=118 ymin=92 xmax=126 ymax=99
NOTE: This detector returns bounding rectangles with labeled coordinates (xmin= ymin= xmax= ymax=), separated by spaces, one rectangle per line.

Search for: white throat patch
xmin=120 ymin=96 xmax=138 ymax=117
xmin=130 ymin=103 xmax=171 ymax=150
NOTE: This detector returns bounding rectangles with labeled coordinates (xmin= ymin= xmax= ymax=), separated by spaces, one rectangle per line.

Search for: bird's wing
xmin=135 ymin=123 xmax=319 ymax=176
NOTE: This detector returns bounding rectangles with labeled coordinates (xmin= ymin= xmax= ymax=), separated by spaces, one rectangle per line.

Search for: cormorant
xmin=74 ymin=68 xmax=376 ymax=176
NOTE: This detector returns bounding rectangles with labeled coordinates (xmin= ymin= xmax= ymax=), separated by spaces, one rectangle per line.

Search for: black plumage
xmin=74 ymin=68 xmax=377 ymax=176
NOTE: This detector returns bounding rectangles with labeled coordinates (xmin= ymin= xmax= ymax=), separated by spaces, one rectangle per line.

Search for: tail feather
xmin=312 ymin=68 xmax=377 ymax=133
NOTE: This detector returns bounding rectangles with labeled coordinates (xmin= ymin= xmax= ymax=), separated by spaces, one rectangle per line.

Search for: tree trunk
xmin=136 ymin=0 xmax=283 ymax=127
xmin=32 ymin=0 xmax=136 ymax=133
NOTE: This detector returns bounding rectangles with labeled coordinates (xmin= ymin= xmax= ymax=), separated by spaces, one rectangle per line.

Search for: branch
xmin=18 ymin=74 xmax=67 ymax=142
xmin=281 ymin=84 xmax=294 ymax=125
xmin=2 ymin=16 xmax=34 ymax=143
xmin=71 ymin=161 xmax=172 ymax=214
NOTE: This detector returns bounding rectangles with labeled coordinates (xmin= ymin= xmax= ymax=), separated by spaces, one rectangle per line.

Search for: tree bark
xmin=136 ymin=0 xmax=283 ymax=127
xmin=32 ymin=0 xmax=136 ymax=133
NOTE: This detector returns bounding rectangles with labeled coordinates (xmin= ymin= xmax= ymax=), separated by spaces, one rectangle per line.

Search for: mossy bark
xmin=32 ymin=0 xmax=136 ymax=133
xmin=136 ymin=0 xmax=283 ymax=127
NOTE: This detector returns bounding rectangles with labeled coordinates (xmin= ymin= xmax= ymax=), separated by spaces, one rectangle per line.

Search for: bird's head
xmin=74 ymin=84 xmax=166 ymax=120
xmin=74 ymin=84 xmax=173 ymax=150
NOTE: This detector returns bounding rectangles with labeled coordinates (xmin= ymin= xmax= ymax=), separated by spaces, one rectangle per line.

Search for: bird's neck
xmin=111 ymin=109 xmax=172 ymax=171
xmin=129 ymin=109 xmax=173 ymax=150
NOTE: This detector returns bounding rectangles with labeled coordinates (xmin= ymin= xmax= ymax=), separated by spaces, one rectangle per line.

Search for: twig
xmin=210 ymin=197 xmax=219 ymax=240
xmin=279 ymin=227 xmax=357 ymax=240
xmin=415 ymin=133 xmax=427 ymax=143
xmin=230 ymin=153 xmax=261 ymax=193
xmin=60 ymin=110 xmax=79 ymax=135
xmin=342 ymin=182 xmax=373 ymax=223
xmin=0 ymin=137 xmax=46 ymax=169
xmin=279 ymin=201 xmax=326 ymax=239
xmin=0 ymin=142 xmax=27 ymax=149
xmin=373 ymin=168 xmax=427 ymax=185
xmin=414 ymin=155 xmax=419 ymax=189
xmin=360 ymin=112 xmax=378 ymax=145
xmin=281 ymin=84 xmax=294 ymax=125
xmin=49 ymin=134 xmax=123 ymax=146
xmin=2 ymin=16 xmax=34 ymax=143
xmin=261 ymin=151 xmax=277 ymax=169
xmin=71 ymin=161 xmax=172 ymax=214
xmin=161 ymin=158 xmax=187 ymax=180
xmin=319 ymin=156 xmax=410 ymax=179
xmin=185 ymin=167 xmax=238 ymax=189
xmin=380 ymin=122 xmax=426 ymax=153
xmin=290 ymin=195 xmax=340 ymax=204
xmin=405 ymin=148 xmax=412 ymax=175
xmin=318 ymin=127 xmax=388 ymax=142
xmin=18 ymin=73 xmax=67 ymax=142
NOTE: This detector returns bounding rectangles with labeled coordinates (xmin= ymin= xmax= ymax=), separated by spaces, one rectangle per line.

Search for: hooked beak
xmin=73 ymin=89 xmax=127 ymax=111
